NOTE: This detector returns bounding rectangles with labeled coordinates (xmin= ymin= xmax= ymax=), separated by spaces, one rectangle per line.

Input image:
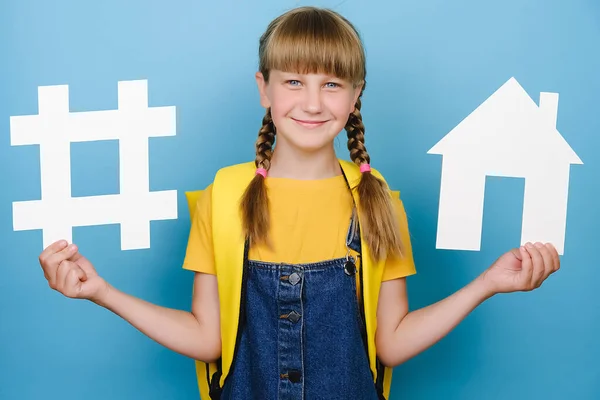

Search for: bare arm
xmin=375 ymin=277 xmax=490 ymax=368
xmin=95 ymin=271 xmax=222 ymax=363
xmin=376 ymin=243 xmax=559 ymax=368
xmin=38 ymin=240 xmax=222 ymax=363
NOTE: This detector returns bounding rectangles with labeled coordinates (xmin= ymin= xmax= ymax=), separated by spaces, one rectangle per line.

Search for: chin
xmin=284 ymin=131 xmax=337 ymax=153
xmin=283 ymin=138 xmax=328 ymax=153
xmin=281 ymin=125 xmax=336 ymax=146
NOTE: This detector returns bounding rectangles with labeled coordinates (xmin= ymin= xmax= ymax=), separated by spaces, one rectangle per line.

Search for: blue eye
xmin=325 ymin=82 xmax=339 ymax=88
xmin=288 ymin=80 xmax=301 ymax=86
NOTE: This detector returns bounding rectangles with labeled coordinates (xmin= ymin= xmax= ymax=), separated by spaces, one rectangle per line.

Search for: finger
xmin=546 ymin=243 xmax=560 ymax=272
xmin=72 ymin=254 xmax=96 ymax=276
xmin=44 ymin=244 xmax=78 ymax=275
xmin=54 ymin=259 xmax=72 ymax=291
xmin=69 ymin=251 xmax=83 ymax=262
xmin=525 ymin=243 xmax=544 ymax=289
xmin=64 ymin=266 xmax=87 ymax=297
xmin=510 ymin=247 xmax=523 ymax=261
xmin=536 ymin=243 xmax=555 ymax=280
xmin=519 ymin=245 xmax=533 ymax=285
xmin=39 ymin=240 xmax=69 ymax=265
xmin=43 ymin=246 xmax=75 ymax=287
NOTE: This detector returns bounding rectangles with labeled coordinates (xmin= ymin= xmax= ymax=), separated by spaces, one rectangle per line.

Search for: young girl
xmin=37 ymin=6 xmax=560 ymax=400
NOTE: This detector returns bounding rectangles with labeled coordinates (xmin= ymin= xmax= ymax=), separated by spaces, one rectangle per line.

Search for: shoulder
xmin=210 ymin=161 xmax=257 ymax=200
xmin=185 ymin=161 xmax=257 ymax=223
xmin=185 ymin=183 xmax=213 ymax=221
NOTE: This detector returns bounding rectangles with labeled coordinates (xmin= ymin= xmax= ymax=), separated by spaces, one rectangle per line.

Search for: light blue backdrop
xmin=1 ymin=0 xmax=598 ymax=399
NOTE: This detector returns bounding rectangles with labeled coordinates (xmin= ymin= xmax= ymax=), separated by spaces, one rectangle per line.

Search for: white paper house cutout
xmin=427 ymin=77 xmax=582 ymax=255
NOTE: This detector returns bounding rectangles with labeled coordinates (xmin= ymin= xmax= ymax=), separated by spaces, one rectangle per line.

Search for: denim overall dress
xmin=219 ymin=201 xmax=383 ymax=399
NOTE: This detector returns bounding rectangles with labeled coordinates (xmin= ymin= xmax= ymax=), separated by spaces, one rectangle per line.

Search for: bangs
xmin=260 ymin=8 xmax=365 ymax=85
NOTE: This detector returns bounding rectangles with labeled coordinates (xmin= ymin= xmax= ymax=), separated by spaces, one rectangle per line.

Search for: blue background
xmin=1 ymin=0 xmax=598 ymax=399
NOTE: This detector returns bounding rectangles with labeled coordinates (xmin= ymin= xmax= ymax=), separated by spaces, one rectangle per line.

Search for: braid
xmin=241 ymin=108 xmax=275 ymax=247
xmin=255 ymin=108 xmax=275 ymax=169
xmin=346 ymin=97 xmax=369 ymax=165
xmin=345 ymin=96 xmax=404 ymax=261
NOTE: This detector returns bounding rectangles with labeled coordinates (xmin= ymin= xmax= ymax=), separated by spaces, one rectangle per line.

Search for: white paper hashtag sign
xmin=9 ymin=79 xmax=178 ymax=250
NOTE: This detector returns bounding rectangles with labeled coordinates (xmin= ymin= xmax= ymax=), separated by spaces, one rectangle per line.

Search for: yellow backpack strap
xmin=338 ymin=159 xmax=394 ymax=399
xmin=210 ymin=162 xmax=256 ymax=393
xmin=184 ymin=161 xmax=255 ymax=399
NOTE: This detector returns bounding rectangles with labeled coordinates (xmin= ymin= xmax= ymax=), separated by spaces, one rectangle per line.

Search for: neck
xmin=268 ymin=143 xmax=341 ymax=180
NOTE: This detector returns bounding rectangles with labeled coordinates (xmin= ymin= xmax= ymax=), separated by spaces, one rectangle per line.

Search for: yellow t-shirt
xmin=182 ymin=174 xmax=416 ymax=281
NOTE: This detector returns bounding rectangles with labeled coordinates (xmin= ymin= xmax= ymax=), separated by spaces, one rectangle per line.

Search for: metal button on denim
xmin=344 ymin=260 xmax=356 ymax=276
xmin=289 ymin=272 xmax=301 ymax=285
xmin=287 ymin=370 xmax=302 ymax=383
xmin=286 ymin=310 xmax=301 ymax=323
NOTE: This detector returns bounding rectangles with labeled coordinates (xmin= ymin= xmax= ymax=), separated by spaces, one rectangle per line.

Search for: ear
xmin=255 ymin=71 xmax=271 ymax=108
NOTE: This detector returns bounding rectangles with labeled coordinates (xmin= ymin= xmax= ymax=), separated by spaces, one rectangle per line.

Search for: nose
xmin=301 ymin=86 xmax=323 ymax=114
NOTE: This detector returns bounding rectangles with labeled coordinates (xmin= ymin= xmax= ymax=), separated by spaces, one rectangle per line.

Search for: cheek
xmin=326 ymin=96 xmax=355 ymax=119
xmin=268 ymin=91 xmax=295 ymax=116
xmin=268 ymin=94 xmax=295 ymax=131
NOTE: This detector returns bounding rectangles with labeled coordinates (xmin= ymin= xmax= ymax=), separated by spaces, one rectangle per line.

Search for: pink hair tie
xmin=360 ymin=163 xmax=371 ymax=173
xmin=256 ymin=167 xmax=267 ymax=178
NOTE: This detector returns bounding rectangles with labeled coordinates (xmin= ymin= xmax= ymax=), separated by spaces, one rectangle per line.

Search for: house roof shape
xmin=427 ymin=77 xmax=583 ymax=165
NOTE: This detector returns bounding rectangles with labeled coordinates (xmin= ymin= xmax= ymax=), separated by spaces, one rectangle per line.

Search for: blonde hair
xmin=240 ymin=6 xmax=403 ymax=262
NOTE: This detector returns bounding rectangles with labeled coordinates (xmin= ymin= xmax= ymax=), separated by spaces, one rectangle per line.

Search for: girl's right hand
xmin=38 ymin=240 xmax=109 ymax=303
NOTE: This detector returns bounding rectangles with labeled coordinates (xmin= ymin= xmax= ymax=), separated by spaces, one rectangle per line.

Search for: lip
xmin=292 ymin=118 xmax=328 ymax=128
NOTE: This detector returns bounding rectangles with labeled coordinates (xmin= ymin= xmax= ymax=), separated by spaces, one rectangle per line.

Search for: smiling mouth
xmin=292 ymin=118 xmax=328 ymax=128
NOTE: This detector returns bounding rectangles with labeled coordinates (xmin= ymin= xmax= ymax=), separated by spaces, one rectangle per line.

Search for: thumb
xmin=75 ymin=264 xmax=88 ymax=282
xmin=64 ymin=264 xmax=88 ymax=298
xmin=511 ymin=247 xmax=523 ymax=261
xmin=70 ymin=253 xmax=97 ymax=275
xmin=76 ymin=266 xmax=87 ymax=282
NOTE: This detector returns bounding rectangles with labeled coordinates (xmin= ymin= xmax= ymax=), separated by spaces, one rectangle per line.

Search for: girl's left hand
xmin=479 ymin=242 xmax=560 ymax=296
